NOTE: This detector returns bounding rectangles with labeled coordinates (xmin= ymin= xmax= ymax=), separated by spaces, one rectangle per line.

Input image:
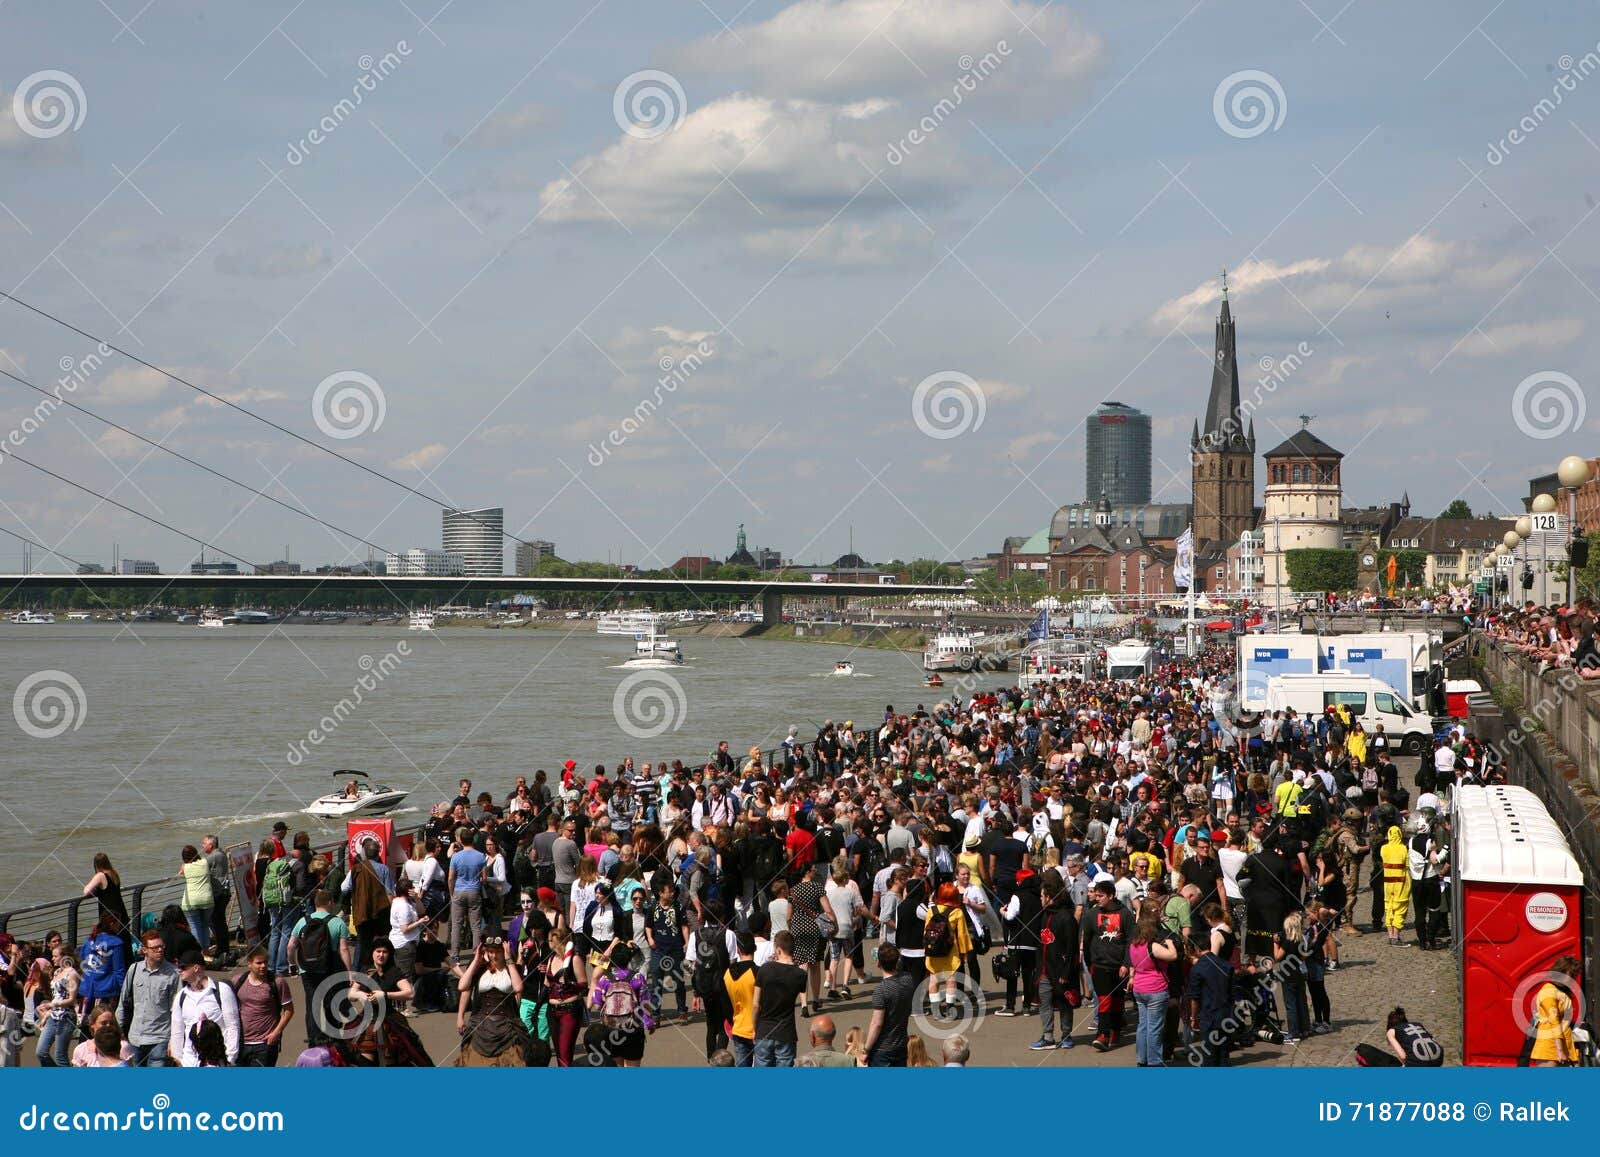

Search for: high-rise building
xmin=118 ymin=559 xmax=160 ymax=575
xmin=386 ymin=548 xmax=464 ymax=577
xmin=1085 ymin=401 xmax=1152 ymax=506
xmin=442 ymin=507 xmax=504 ymax=576
xmin=1190 ymin=273 xmax=1256 ymax=548
xmin=514 ymin=539 xmax=556 ymax=575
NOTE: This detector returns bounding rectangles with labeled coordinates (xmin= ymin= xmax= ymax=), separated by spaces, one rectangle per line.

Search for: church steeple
xmin=1201 ymin=269 xmax=1244 ymax=451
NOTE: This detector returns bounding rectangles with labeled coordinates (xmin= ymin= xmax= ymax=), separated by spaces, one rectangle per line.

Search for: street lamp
xmin=1557 ymin=455 xmax=1594 ymax=606
xmin=1532 ymin=492 xmax=1558 ymax=606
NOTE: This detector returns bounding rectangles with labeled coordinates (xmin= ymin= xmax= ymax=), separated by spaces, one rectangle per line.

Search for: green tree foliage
xmin=1439 ymin=499 xmax=1473 ymax=520
xmin=1284 ymin=548 xmax=1358 ymax=592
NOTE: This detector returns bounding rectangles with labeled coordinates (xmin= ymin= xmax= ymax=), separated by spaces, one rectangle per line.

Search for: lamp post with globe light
xmin=1557 ymin=455 xmax=1594 ymax=607
xmin=1504 ymin=530 xmax=1522 ymax=609
xmin=1532 ymin=492 xmax=1558 ymax=606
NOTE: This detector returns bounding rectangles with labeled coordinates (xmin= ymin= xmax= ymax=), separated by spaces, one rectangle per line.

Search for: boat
xmin=923 ymin=674 xmax=944 ymax=688
xmin=923 ymin=631 xmax=978 ymax=671
xmin=10 ymin=610 xmax=56 ymax=624
xmin=66 ymin=611 xmax=92 ymax=622
xmin=198 ymin=610 xmax=229 ymax=629
xmin=830 ymin=660 xmax=856 ymax=677
xmin=622 ymin=627 xmax=683 ymax=668
xmin=1017 ymin=638 xmax=1100 ymax=688
xmin=304 ymin=771 xmax=410 ymax=818
xmin=597 ymin=610 xmax=661 ymax=636
xmin=408 ymin=609 xmax=435 ymax=631
xmin=231 ymin=609 xmax=280 ymax=625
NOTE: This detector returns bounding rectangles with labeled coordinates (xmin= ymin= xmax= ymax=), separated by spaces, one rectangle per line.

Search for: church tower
xmin=1190 ymin=271 xmax=1256 ymax=548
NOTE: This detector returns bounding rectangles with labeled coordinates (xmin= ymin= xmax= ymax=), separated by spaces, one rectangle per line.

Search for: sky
xmin=1 ymin=0 xmax=1597 ymax=573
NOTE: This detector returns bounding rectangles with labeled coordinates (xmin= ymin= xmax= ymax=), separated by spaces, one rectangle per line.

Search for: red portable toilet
xmin=1454 ymin=785 xmax=1584 ymax=1066
xmin=1444 ymin=679 xmax=1482 ymax=719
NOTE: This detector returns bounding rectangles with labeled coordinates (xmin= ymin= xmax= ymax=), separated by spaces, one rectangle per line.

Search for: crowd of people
xmin=2 ymin=630 xmax=1583 ymax=1069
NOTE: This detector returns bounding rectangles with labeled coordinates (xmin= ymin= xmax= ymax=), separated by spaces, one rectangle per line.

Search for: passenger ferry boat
xmin=408 ymin=609 xmax=436 ymax=631
xmin=10 ymin=610 xmax=56 ymax=624
xmin=621 ymin=626 xmax=683 ymax=667
xmin=597 ymin=610 xmax=662 ymax=636
xmin=923 ymin=631 xmax=979 ymax=671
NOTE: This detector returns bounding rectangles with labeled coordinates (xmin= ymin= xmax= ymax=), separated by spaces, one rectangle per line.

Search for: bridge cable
xmin=0 ymin=365 xmax=397 ymax=559
xmin=0 ymin=289 xmax=531 ymax=549
xmin=1 ymin=447 xmax=260 ymax=570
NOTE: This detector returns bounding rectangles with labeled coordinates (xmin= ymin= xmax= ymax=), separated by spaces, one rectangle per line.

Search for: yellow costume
xmin=1528 ymin=980 xmax=1576 ymax=1064
xmin=1346 ymin=729 xmax=1367 ymax=765
xmin=1379 ymin=825 xmax=1411 ymax=931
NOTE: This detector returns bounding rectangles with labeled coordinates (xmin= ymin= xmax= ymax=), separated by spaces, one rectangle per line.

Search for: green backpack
xmin=261 ymin=857 xmax=294 ymax=908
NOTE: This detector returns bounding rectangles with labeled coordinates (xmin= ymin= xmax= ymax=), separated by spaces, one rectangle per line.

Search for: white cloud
xmin=455 ymin=103 xmax=556 ymax=149
xmin=1452 ymin=317 xmax=1584 ymax=358
xmin=1150 ymin=235 xmax=1534 ymax=329
xmin=86 ymin=366 xmax=168 ymax=403
xmin=1006 ymin=430 xmax=1059 ymax=461
xmin=741 ymin=219 xmax=932 ymax=266
xmin=390 ymin=443 xmax=448 ymax=471
xmin=537 ymin=94 xmax=961 ymax=229
xmin=215 ymin=243 xmax=331 ymax=278
xmin=674 ymin=0 xmax=1102 ymax=106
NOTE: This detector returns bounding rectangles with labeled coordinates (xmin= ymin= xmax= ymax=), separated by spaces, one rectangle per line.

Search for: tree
xmin=1440 ymin=499 xmax=1473 ymax=520
xmin=1284 ymin=548 xmax=1358 ymax=593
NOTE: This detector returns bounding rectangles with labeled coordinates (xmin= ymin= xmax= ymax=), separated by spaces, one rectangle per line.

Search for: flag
xmin=1385 ymin=554 xmax=1397 ymax=595
xmin=1026 ymin=607 xmax=1049 ymax=643
xmin=1175 ymin=527 xmax=1194 ymax=591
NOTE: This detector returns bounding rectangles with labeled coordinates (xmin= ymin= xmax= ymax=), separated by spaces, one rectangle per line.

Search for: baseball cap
xmin=177 ymin=949 xmax=205 ymax=969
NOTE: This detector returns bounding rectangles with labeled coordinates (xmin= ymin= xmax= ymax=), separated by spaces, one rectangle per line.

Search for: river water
xmin=0 ymin=623 xmax=941 ymax=910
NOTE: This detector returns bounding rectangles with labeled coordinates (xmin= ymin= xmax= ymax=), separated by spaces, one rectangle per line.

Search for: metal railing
xmin=0 ymin=738 xmax=874 ymax=949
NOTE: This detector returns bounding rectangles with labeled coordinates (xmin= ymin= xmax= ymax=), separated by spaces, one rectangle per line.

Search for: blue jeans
xmin=129 ymin=1041 xmax=171 ymax=1067
xmin=650 ymin=952 xmax=685 ymax=1012
xmin=1281 ymin=974 xmax=1310 ymax=1039
xmin=184 ymin=907 xmax=211 ymax=951
xmin=268 ymin=904 xmax=295 ymax=975
xmin=752 ymin=1038 xmax=795 ymax=1067
xmin=731 ymin=1036 xmax=754 ymax=1067
xmin=1133 ymin=990 xmax=1167 ymax=1066
xmin=36 ymin=1013 xmax=76 ymax=1067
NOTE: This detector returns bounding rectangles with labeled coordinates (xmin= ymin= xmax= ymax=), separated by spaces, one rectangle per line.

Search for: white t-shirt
xmin=389 ymin=897 xmax=421 ymax=948
xmin=1433 ymin=747 xmax=1456 ymax=774
xmin=1217 ymin=847 xmax=1247 ymax=901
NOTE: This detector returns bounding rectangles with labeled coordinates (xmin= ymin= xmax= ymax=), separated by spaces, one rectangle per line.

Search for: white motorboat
xmin=830 ymin=660 xmax=856 ymax=677
xmin=622 ymin=627 xmax=683 ymax=667
xmin=304 ymin=771 xmax=411 ymax=818
xmin=597 ymin=610 xmax=661 ymax=636
xmin=66 ymin=611 xmax=92 ymax=621
xmin=198 ymin=610 xmax=229 ymax=629
xmin=10 ymin=610 xmax=55 ymax=624
xmin=408 ymin=609 xmax=436 ymax=631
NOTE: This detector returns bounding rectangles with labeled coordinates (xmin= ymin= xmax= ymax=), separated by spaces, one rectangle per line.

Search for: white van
xmin=1104 ymin=639 xmax=1155 ymax=682
xmin=1263 ymin=672 xmax=1436 ymax=755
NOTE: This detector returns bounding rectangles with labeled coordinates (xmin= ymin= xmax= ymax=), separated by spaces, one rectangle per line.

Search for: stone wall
xmin=1470 ymin=637 xmax=1600 ymax=971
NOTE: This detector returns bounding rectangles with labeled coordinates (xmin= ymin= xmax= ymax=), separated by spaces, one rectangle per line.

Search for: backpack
xmin=261 ymin=857 xmax=294 ymax=909
xmin=231 ymin=971 xmax=282 ymax=1022
xmin=692 ymin=930 xmax=729 ymax=997
xmin=752 ymin=838 xmax=783 ymax=889
xmin=923 ymin=906 xmax=955 ymax=956
xmin=600 ymin=975 xmax=641 ymax=1027
xmin=299 ymin=913 xmax=339 ymax=973
xmin=856 ymin=837 xmax=886 ymax=892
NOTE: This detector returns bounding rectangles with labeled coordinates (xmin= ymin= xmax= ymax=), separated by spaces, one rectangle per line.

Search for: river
xmin=0 ymin=623 xmax=942 ymax=910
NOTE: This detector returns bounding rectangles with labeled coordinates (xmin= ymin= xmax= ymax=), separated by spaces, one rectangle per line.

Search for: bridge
xmin=0 ymin=573 xmax=958 ymax=626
